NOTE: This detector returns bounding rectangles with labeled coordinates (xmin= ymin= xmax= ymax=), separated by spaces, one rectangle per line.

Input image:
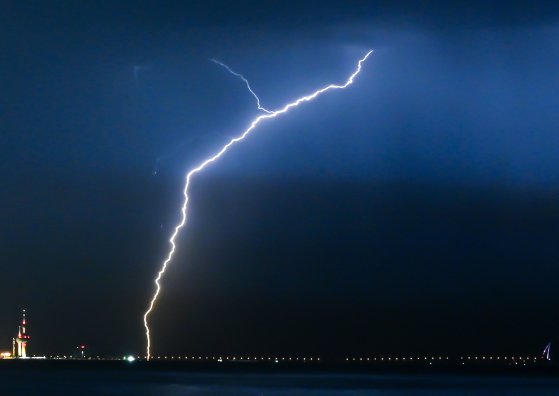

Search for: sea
xmin=1 ymin=361 xmax=559 ymax=395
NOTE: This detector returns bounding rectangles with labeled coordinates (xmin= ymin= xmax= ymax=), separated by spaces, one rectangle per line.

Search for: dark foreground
xmin=1 ymin=361 xmax=559 ymax=395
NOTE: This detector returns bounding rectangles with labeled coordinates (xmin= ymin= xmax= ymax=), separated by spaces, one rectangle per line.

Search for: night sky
xmin=2 ymin=1 xmax=559 ymax=358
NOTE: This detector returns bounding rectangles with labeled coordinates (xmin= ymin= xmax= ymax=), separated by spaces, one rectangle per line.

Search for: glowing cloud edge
xmin=143 ymin=49 xmax=373 ymax=360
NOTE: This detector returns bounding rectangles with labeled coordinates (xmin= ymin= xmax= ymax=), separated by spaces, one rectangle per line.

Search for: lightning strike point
xmin=143 ymin=50 xmax=373 ymax=360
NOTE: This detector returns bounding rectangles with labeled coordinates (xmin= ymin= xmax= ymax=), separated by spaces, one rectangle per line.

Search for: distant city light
xmin=126 ymin=355 xmax=135 ymax=362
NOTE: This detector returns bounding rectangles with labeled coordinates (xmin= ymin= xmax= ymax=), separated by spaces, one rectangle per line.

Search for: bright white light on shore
xmin=126 ymin=355 xmax=135 ymax=362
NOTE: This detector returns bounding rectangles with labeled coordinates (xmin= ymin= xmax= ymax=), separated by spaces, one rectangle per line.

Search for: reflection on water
xmin=1 ymin=364 xmax=558 ymax=395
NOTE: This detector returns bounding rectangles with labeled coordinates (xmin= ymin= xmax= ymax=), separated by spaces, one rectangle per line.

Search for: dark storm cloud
xmin=6 ymin=1 xmax=559 ymax=39
xmin=90 ymin=0 xmax=559 ymax=30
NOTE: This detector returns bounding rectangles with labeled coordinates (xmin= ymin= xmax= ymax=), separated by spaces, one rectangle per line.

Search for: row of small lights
xmin=348 ymin=356 xmax=450 ymax=361
xmin=461 ymin=356 xmax=540 ymax=361
xmin=146 ymin=356 xmax=320 ymax=362
xmin=347 ymin=356 xmax=542 ymax=362
xmin=45 ymin=355 xmax=320 ymax=361
xmin=45 ymin=355 xmax=544 ymax=363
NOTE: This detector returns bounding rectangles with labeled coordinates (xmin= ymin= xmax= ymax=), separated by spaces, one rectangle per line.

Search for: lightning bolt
xmin=143 ymin=50 xmax=373 ymax=360
xmin=210 ymin=58 xmax=272 ymax=113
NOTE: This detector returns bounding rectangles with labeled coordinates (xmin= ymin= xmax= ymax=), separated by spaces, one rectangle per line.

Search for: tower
xmin=15 ymin=309 xmax=30 ymax=358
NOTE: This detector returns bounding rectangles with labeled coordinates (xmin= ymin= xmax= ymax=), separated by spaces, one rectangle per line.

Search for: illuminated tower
xmin=15 ymin=309 xmax=30 ymax=358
